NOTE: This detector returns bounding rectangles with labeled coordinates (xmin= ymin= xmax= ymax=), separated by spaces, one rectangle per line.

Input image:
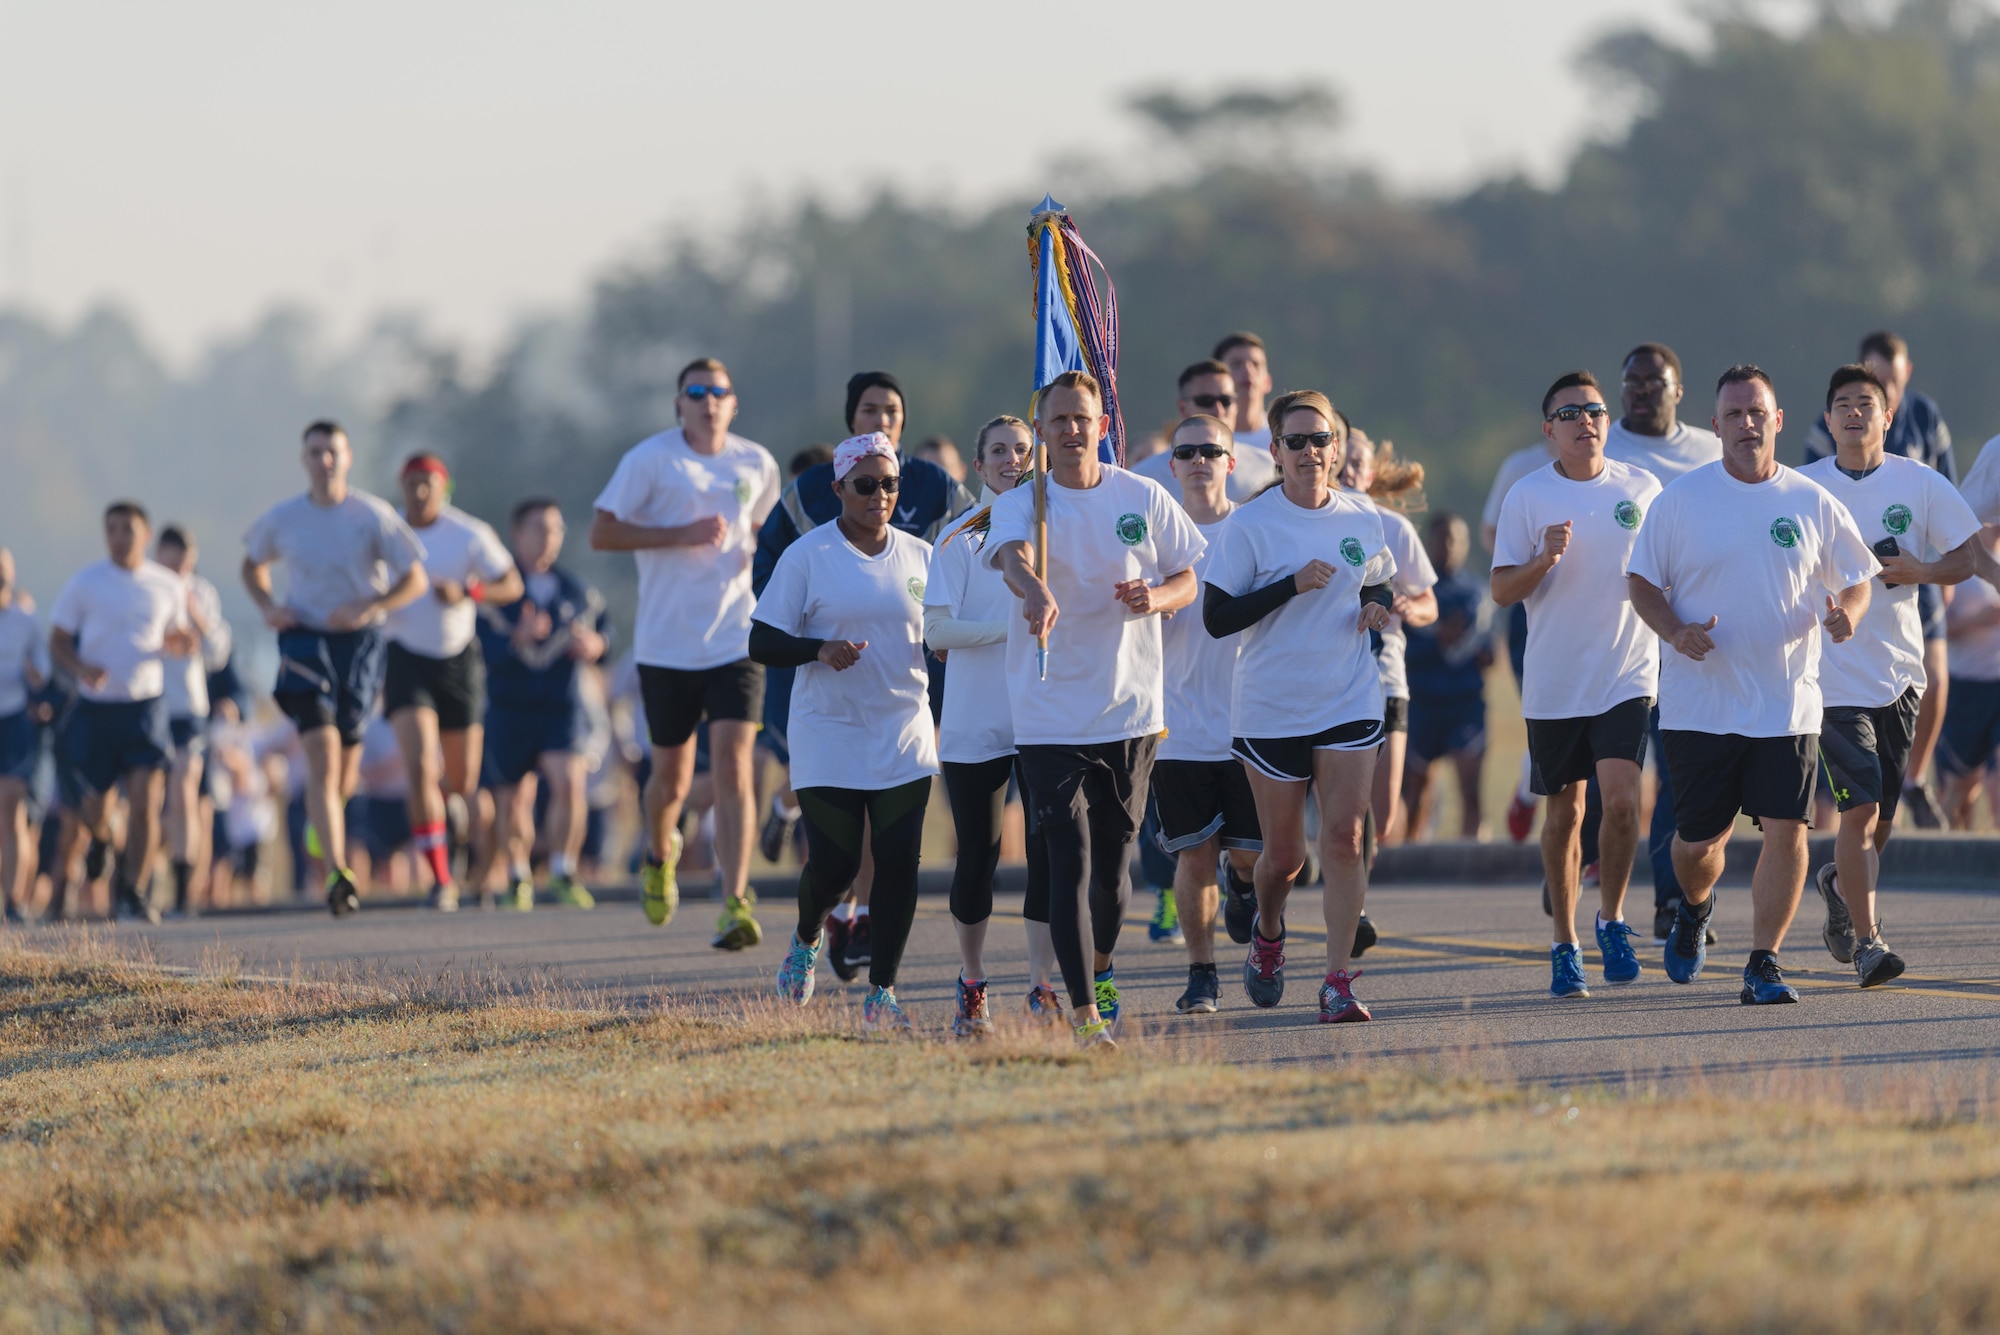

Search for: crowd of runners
xmin=5 ymin=327 xmax=2000 ymax=1048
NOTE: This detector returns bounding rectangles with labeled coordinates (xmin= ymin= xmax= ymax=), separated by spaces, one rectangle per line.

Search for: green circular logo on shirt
xmin=1614 ymin=499 xmax=1642 ymax=530
xmin=1770 ymin=516 xmax=1801 ymax=549
xmin=906 ymin=577 xmax=925 ymax=602
xmin=1116 ymin=513 xmax=1147 ymax=546
xmin=735 ymin=477 xmax=754 ymax=505
xmin=1340 ymin=537 xmax=1366 ymax=566
xmin=1882 ymin=503 xmax=1913 ymax=536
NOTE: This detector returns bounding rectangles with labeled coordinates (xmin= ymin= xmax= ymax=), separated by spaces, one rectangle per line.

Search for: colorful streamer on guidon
xmin=1028 ymin=195 xmax=1127 ymax=466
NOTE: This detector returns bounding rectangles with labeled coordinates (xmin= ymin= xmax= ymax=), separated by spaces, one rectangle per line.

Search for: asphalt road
xmin=74 ymin=876 xmax=2000 ymax=1098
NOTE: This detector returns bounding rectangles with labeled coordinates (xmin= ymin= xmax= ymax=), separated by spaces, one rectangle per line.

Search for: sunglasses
xmin=842 ymin=475 xmax=901 ymax=496
xmin=681 ymin=384 xmax=735 ymax=401
xmin=1172 ymin=444 xmax=1232 ymax=461
xmin=1278 ymin=431 xmax=1337 ymax=451
xmin=1188 ymin=393 xmax=1236 ymax=411
xmin=1545 ymin=403 xmax=1610 ymax=423
xmin=1621 ymin=376 xmax=1674 ymax=393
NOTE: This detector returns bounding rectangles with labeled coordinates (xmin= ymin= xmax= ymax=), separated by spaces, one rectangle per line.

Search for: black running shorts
xmin=1660 ymin=730 xmax=1815 ymax=843
xmin=383 ymin=641 xmax=485 ymax=732
xmin=1818 ymin=686 xmax=1921 ymax=819
xmin=1233 ymin=718 xmax=1385 ymax=784
xmin=1526 ymin=695 xmax=1653 ymax=796
xmin=1151 ymin=758 xmax=1263 ymax=852
xmin=638 ymin=660 xmax=765 ymax=749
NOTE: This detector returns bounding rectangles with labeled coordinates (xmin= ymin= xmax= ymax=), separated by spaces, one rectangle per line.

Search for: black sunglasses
xmin=1278 ymin=431 xmax=1337 ymax=451
xmin=1545 ymin=403 xmax=1610 ymax=423
xmin=842 ymin=475 xmax=901 ymax=496
xmin=682 ymin=384 xmax=735 ymax=401
xmin=1172 ymin=444 xmax=1232 ymax=461
xmin=1188 ymin=393 xmax=1236 ymax=411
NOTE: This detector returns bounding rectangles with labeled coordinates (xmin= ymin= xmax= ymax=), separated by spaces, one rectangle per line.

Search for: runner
xmin=759 ymin=435 xmax=939 ymax=1032
xmin=1133 ymin=360 xmax=1279 ymax=501
xmin=1483 ymin=427 xmax=1558 ymax=844
xmin=753 ymin=443 xmax=833 ymax=868
xmin=590 ymin=357 xmax=780 ymax=948
xmin=1402 ymin=512 xmax=1493 ymax=841
xmin=479 ymin=500 xmax=607 ymax=911
xmin=1213 ymin=332 xmax=1275 ymax=454
xmin=1153 ymin=413 xmax=1261 ymax=1014
xmin=1939 ymin=526 xmax=2000 ymax=824
xmin=1800 ymin=364 xmax=1980 ymax=986
xmin=924 ymin=416 xmax=1058 ymax=1034
xmin=0 ymin=549 xmax=48 ymax=922
xmin=243 ymin=421 xmax=430 ymax=916
xmin=1960 ymin=435 xmax=2000 ymax=587
xmin=382 ymin=455 xmax=522 ymax=911
xmin=1627 ymin=366 xmax=1878 ymax=1004
xmin=1492 ymin=371 xmax=1661 ymax=997
xmin=1600 ymin=343 xmax=1721 ymax=940
xmin=49 ymin=503 xmax=196 ymax=923
xmin=152 ymin=525 xmax=223 ymax=918
xmin=1204 ymin=390 xmax=1394 ymax=1023
xmin=988 ymin=370 xmax=1205 ymax=1049
xmin=752 ymin=372 xmax=973 ymax=976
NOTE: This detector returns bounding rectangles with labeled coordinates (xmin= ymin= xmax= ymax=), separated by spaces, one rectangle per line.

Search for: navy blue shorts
xmin=0 ymin=709 xmax=38 ymax=782
xmin=275 ymin=627 xmax=386 ymax=745
xmin=1918 ymin=583 xmax=1947 ymax=643
xmin=1938 ymin=676 xmax=2000 ymax=778
xmin=1409 ymin=690 xmax=1487 ymax=764
xmin=169 ymin=714 xmax=207 ymax=757
xmin=65 ymin=696 xmax=171 ymax=795
xmin=347 ymin=795 xmax=412 ymax=862
xmin=483 ymin=704 xmax=583 ymax=788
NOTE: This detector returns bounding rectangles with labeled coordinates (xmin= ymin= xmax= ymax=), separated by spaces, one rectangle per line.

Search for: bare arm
xmin=1879 ymin=536 xmax=1976 ymax=589
xmin=1822 ymin=581 xmax=1871 ymax=644
xmin=241 ymin=556 xmax=297 ymax=631
xmin=589 ymin=509 xmax=726 ymax=553
xmin=1394 ymin=587 xmax=1438 ymax=628
xmin=1114 ymin=567 xmax=1198 ymax=617
xmin=996 ymin=539 xmax=1059 ymax=638
xmin=1490 ymin=521 xmax=1573 ymax=607
xmin=1628 ymin=572 xmax=1719 ymax=661
xmin=49 ymin=627 xmax=106 ymax=692
xmin=435 ymin=564 xmax=524 ymax=608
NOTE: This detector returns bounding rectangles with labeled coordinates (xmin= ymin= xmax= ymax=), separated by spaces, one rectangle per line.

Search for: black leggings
xmin=943 ymin=755 xmax=1052 ymax=927
xmin=796 ymin=777 xmax=931 ymax=989
xmin=1017 ymin=738 xmax=1156 ymax=1011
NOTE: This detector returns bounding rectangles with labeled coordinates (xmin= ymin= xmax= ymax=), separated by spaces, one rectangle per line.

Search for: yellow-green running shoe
xmin=642 ymin=832 xmax=681 ymax=926
xmin=511 ymin=877 xmax=535 ymax=912
xmin=550 ymin=874 xmax=595 ymax=909
xmin=710 ymin=891 xmax=762 ymax=951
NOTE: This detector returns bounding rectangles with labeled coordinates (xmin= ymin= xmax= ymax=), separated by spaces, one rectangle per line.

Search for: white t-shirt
xmin=0 ymin=605 xmax=45 ymax=718
xmin=1159 ymin=512 xmax=1238 ymax=762
xmin=158 ymin=569 xmax=221 ymax=720
xmin=924 ymin=511 xmax=1016 ymax=765
xmin=242 ymin=491 xmax=427 ymax=631
xmin=1372 ymin=504 xmax=1438 ymax=702
xmin=1801 ymin=455 xmax=1982 ymax=708
xmin=985 ymin=466 xmax=1206 ymax=746
xmin=1947 ymin=547 xmax=2000 ymax=682
xmin=754 ymin=524 xmax=938 ymax=792
xmin=1493 ymin=458 xmax=1663 ymax=719
xmin=382 ymin=507 xmax=516 ymax=659
xmin=1605 ymin=420 xmax=1724 ymax=488
xmin=49 ymin=559 xmax=189 ymax=703
xmin=1482 ymin=443 xmax=1557 ymax=535
xmin=1208 ymin=486 xmax=1394 ymax=739
xmin=1628 ymin=462 xmax=1879 ymax=737
xmin=593 ymin=427 xmax=780 ymax=671
xmin=1962 ymin=434 xmax=2000 ymax=526
xmin=1132 ymin=440 xmax=1279 ymax=503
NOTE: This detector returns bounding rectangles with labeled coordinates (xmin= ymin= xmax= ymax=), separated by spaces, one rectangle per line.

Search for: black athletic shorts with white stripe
xmin=1232 ymin=718 xmax=1385 ymax=783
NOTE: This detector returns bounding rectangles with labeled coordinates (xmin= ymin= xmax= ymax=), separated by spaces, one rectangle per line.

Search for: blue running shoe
xmin=862 ymin=985 xmax=914 ymax=1035
xmin=1739 ymin=954 xmax=1799 ymax=1005
xmin=1550 ymin=943 xmax=1590 ymax=998
xmin=1148 ymin=889 xmax=1185 ymax=945
xmin=775 ymin=932 xmax=823 ymax=1004
xmin=1663 ymin=897 xmax=1710 ymax=984
xmin=1093 ymin=970 xmax=1122 ymax=1034
xmin=1595 ymin=915 xmax=1642 ymax=985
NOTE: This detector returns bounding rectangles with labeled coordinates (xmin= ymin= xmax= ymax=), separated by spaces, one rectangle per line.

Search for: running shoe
xmin=1318 ymin=969 xmax=1371 ymax=1023
xmin=1074 ymin=1017 xmax=1118 ymax=1051
xmin=1854 ymin=935 xmax=1906 ymax=989
xmin=759 ymin=802 xmax=798 ymax=864
xmin=1176 ymin=964 xmax=1220 ymax=1014
xmin=1739 ymin=954 xmax=1799 ymax=1005
xmin=549 ymin=874 xmax=596 ymax=909
xmin=775 ymin=932 xmax=822 ymax=1004
xmin=1595 ymin=915 xmax=1641 ymax=985
xmin=1148 ymin=888 xmax=1184 ymax=945
xmin=861 ymin=985 xmax=912 ymax=1036
xmin=841 ymin=914 xmax=871 ymax=972
xmin=1550 ymin=943 xmax=1590 ymax=998
xmin=326 ymin=868 xmax=361 ymax=918
xmin=1025 ymin=984 xmax=1065 ymax=1026
xmin=511 ymin=877 xmax=535 ymax=912
xmin=1663 ymin=897 xmax=1710 ymax=984
xmin=3 ymin=902 xmax=26 ymax=925
xmin=428 ymin=882 xmax=460 ymax=913
xmin=642 ymin=832 xmax=680 ymax=926
xmin=952 ymin=976 xmax=993 ymax=1038
xmin=1655 ymin=896 xmax=1717 ymax=947
xmin=1243 ymin=918 xmax=1286 ymax=1009
xmin=824 ymin=915 xmax=858 ymax=981
xmin=711 ymin=893 xmax=763 ymax=951
xmin=1815 ymin=863 xmax=1855 ymax=964
xmin=1221 ymin=862 xmax=1257 ymax=946
xmin=1352 ymin=913 xmax=1379 ymax=958
xmin=1094 ymin=970 xmax=1122 ymax=1033
xmin=1901 ymin=781 xmax=1943 ymax=830
xmin=1505 ymin=793 xmax=1536 ymax=843
xmin=116 ymin=879 xmax=161 ymax=925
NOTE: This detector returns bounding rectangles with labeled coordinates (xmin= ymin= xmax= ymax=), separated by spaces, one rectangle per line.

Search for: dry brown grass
xmin=2 ymin=932 xmax=1998 ymax=1333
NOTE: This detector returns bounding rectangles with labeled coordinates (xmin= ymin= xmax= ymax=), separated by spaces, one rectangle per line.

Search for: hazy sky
xmin=0 ymin=0 xmax=1720 ymax=361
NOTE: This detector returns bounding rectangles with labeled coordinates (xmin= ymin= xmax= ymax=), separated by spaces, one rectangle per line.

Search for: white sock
xmin=551 ymin=853 xmax=574 ymax=878
xmin=1516 ymin=754 xmax=1537 ymax=804
xmin=1598 ymin=911 xmax=1624 ymax=926
xmin=1024 ymin=917 xmax=1055 ymax=988
xmin=773 ymin=795 xmax=800 ymax=820
xmin=833 ymin=901 xmax=856 ymax=923
xmin=852 ymin=904 xmax=870 ymax=920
